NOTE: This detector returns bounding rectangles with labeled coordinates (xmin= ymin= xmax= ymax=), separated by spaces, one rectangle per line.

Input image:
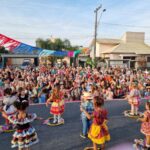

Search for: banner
xmin=13 ymin=43 xmax=42 ymax=54
xmin=0 ymin=34 xmax=20 ymax=51
xmin=0 ymin=34 xmax=42 ymax=54
xmin=0 ymin=34 xmax=81 ymax=57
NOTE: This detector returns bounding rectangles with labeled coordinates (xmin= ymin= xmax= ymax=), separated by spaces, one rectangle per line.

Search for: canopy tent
xmin=39 ymin=49 xmax=81 ymax=57
xmin=0 ymin=34 xmax=82 ymax=57
xmin=0 ymin=34 xmax=42 ymax=55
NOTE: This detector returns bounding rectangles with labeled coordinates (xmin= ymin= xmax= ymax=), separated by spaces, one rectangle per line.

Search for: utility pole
xmin=93 ymin=5 xmax=106 ymax=61
xmin=94 ymin=4 xmax=102 ymax=60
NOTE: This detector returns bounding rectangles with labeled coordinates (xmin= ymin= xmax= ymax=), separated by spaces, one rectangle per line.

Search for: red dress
xmin=50 ymin=92 xmax=64 ymax=115
xmin=141 ymin=111 xmax=150 ymax=136
xmin=88 ymin=109 xmax=110 ymax=144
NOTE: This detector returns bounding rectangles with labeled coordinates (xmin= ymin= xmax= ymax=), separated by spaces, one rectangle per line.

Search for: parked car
xmin=20 ymin=59 xmax=33 ymax=69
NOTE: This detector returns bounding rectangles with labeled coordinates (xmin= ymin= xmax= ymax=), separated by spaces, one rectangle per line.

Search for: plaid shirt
xmin=81 ymin=101 xmax=94 ymax=118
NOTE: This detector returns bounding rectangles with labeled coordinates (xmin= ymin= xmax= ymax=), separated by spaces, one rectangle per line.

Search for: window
xmin=147 ymin=57 xmax=150 ymax=62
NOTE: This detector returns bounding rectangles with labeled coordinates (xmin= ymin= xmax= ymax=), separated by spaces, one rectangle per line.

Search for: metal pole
xmin=93 ymin=5 xmax=102 ymax=60
xmin=94 ymin=10 xmax=98 ymax=60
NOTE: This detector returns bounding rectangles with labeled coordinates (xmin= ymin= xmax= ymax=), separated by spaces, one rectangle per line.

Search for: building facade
xmin=90 ymin=32 xmax=150 ymax=68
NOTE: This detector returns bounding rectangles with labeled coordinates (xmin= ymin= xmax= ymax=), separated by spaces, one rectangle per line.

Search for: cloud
xmin=0 ymin=0 xmax=150 ymax=46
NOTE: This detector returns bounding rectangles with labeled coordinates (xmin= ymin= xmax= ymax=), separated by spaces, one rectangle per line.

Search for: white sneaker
xmin=53 ymin=119 xmax=57 ymax=124
xmin=58 ymin=118 xmax=64 ymax=124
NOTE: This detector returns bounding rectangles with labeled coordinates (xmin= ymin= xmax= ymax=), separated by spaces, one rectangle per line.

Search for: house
xmin=90 ymin=32 xmax=150 ymax=68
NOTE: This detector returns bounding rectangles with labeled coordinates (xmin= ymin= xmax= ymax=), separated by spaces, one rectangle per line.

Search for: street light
xmin=93 ymin=5 xmax=106 ymax=60
xmin=97 ymin=9 xmax=106 ymax=26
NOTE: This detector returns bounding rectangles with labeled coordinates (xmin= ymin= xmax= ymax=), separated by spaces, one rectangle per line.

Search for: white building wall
xmin=121 ymin=32 xmax=145 ymax=43
xmin=90 ymin=42 xmax=102 ymax=58
xmin=109 ymin=54 xmax=121 ymax=59
xmin=96 ymin=43 xmax=100 ymax=57
xmin=90 ymin=46 xmax=94 ymax=59
xmin=11 ymin=58 xmax=34 ymax=65
xmin=109 ymin=54 xmax=123 ymax=67
xmin=11 ymin=58 xmax=24 ymax=65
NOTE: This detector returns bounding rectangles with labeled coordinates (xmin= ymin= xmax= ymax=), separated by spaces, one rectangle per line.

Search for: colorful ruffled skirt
xmin=128 ymin=97 xmax=140 ymax=107
xmin=11 ymin=127 xmax=39 ymax=149
xmin=141 ymin=122 xmax=150 ymax=136
xmin=50 ymin=100 xmax=64 ymax=115
xmin=88 ymin=122 xmax=110 ymax=145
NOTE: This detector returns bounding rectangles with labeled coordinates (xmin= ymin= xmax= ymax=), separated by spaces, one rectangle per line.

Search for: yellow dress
xmin=88 ymin=110 xmax=110 ymax=145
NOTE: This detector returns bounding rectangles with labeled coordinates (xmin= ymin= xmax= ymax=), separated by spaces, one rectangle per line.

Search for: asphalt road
xmin=0 ymin=100 xmax=146 ymax=150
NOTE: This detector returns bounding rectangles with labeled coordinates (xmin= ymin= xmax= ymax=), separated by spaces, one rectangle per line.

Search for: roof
xmin=89 ymin=38 xmax=120 ymax=47
xmin=96 ymin=38 xmax=121 ymax=44
xmin=102 ymin=42 xmax=150 ymax=54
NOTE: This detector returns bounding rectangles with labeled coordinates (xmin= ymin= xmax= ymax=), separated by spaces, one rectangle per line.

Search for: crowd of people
xmin=0 ymin=65 xmax=150 ymax=150
xmin=0 ymin=65 xmax=150 ymax=104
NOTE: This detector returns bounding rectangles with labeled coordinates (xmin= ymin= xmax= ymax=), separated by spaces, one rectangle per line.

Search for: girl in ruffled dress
xmin=137 ymin=101 xmax=150 ymax=149
xmin=127 ymin=82 xmax=141 ymax=116
xmin=46 ymin=84 xmax=65 ymax=124
xmin=81 ymin=96 xmax=110 ymax=150
xmin=3 ymin=99 xmax=39 ymax=150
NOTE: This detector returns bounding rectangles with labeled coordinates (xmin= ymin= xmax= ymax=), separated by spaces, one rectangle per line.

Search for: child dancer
xmin=46 ymin=84 xmax=64 ymax=124
xmin=81 ymin=96 xmax=110 ymax=150
xmin=127 ymin=82 xmax=141 ymax=116
xmin=80 ymin=92 xmax=93 ymax=139
xmin=3 ymin=99 xmax=39 ymax=150
xmin=136 ymin=101 xmax=150 ymax=149
xmin=2 ymin=88 xmax=17 ymax=128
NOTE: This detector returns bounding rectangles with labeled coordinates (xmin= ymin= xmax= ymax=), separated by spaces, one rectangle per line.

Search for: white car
xmin=20 ymin=60 xmax=32 ymax=69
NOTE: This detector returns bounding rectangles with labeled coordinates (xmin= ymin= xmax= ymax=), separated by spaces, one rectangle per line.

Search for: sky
xmin=0 ymin=0 xmax=150 ymax=47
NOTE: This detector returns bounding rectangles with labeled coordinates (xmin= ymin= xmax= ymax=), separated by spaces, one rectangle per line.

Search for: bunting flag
xmin=0 ymin=33 xmax=82 ymax=57
xmin=67 ymin=51 xmax=74 ymax=57
xmin=39 ymin=49 xmax=68 ymax=57
xmin=82 ymin=48 xmax=90 ymax=54
xmin=74 ymin=50 xmax=81 ymax=57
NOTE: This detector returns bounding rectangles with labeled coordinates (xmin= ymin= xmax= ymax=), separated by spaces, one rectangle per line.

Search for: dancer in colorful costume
xmin=1 ymin=88 xmax=17 ymax=130
xmin=81 ymin=96 xmax=110 ymax=150
xmin=46 ymin=84 xmax=65 ymax=124
xmin=127 ymin=82 xmax=141 ymax=116
xmin=134 ymin=101 xmax=150 ymax=149
xmin=3 ymin=99 xmax=39 ymax=150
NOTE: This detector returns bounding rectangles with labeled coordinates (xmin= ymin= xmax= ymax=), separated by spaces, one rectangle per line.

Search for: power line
xmin=102 ymin=22 xmax=150 ymax=29
xmin=7 ymin=36 xmax=150 ymax=42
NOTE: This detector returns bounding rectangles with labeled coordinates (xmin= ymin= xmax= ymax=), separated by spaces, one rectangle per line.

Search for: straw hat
xmin=82 ymin=92 xmax=93 ymax=100
xmin=146 ymin=86 xmax=150 ymax=89
xmin=144 ymin=70 xmax=149 ymax=74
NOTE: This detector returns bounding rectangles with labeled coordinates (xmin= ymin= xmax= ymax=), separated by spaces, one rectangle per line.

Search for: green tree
xmin=0 ymin=46 xmax=9 ymax=54
xmin=86 ymin=58 xmax=94 ymax=67
xmin=63 ymin=39 xmax=71 ymax=49
xmin=36 ymin=37 xmax=79 ymax=51
xmin=36 ymin=37 xmax=80 ymax=66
